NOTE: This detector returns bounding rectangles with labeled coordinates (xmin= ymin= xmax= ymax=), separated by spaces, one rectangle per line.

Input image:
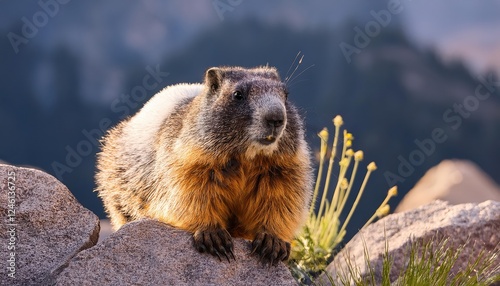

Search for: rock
xmin=56 ymin=219 xmax=297 ymax=286
xmin=319 ymin=200 xmax=500 ymax=285
xmin=396 ymin=160 xmax=500 ymax=212
xmin=0 ymin=164 xmax=100 ymax=285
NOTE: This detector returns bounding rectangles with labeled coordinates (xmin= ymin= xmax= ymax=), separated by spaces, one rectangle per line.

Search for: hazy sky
xmin=402 ymin=0 xmax=500 ymax=73
xmin=3 ymin=1 xmax=499 ymax=104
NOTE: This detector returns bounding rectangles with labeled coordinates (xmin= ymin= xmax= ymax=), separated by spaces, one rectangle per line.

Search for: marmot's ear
xmin=205 ymin=67 xmax=222 ymax=93
xmin=263 ymin=66 xmax=281 ymax=81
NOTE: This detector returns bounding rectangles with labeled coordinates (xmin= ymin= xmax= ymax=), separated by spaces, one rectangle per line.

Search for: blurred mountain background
xmin=1 ymin=0 xmax=499 ymax=240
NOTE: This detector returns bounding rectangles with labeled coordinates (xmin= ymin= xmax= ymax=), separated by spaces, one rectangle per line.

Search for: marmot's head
xmin=197 ymin=66 xmax=295 ymax=158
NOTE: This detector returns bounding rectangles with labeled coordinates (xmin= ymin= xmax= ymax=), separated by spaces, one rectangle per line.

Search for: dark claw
xmin=214 ymin=229 xmax=233 ymax=262
xmin=285 ymin=241 xmax=291 ymax=260
xmin=277 ymin=240 xmax=290 ymax=262
xmin=196 ymin=243 xmax=207 ymax=253
xmin=269 ymin=238 xmax=280 ymax=266
xmin=193 ymin=227 xmax=235 ymax=262
xmin=229 ymin=248 xmax=236 ymax=260
xmin=213 ymin=250 xmax=222 ymax=261
xmin=251 ymin=232 xmax=290 ymax=266
xmin=217 ymin=246 xmax=230 ymax=263
xmin=251 ymin=233 xmax=263 ymax=254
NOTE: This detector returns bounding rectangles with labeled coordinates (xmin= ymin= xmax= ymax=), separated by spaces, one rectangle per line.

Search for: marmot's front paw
xmin=193 ymin=227 xmax=235 ymax=262
xmin=251 ymin=232 xmax=290 ymax=266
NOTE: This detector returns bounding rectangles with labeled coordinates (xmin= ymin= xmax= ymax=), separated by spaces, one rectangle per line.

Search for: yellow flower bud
xmin=367 ymin=162 xmax=377 ymax=171
xmin=340 ymin=178 xmax=348 ymax=190
xmin=354 ymin=150 xmax=364 ymax=161
xmin=345 ymin=140 xmax=352 ymax=148
xmin=318 ymin=128 xmax=329 ymax=158
xmin=345 ymin=133 xmax=354 ymax=140
xmin=339 ymin=158 xmax=349 ymax=167
xmin=388 ymin=186 xmax=398 ymax=197
xmin=345 ymin=149 xmax=354 ymax=157
xmin=318 ymin=128 xmax=329 ymax=141
xmin=333 ymin=115 xmax=343 ymax=127
xmin=376 ymin=204 xmax=390 ymax=218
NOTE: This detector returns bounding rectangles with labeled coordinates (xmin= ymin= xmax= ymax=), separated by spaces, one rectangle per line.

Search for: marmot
xmin=96 ymin=66 xmax=313 ymax=264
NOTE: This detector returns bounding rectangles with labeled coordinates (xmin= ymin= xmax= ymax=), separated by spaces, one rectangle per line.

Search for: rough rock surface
xmin=320 ymin=200 xmax=500 ymax=285
xmin=0 ymin=164 xmax=100 ymax=285
xmin=396 ymin=160 xmax=500 ymax=212
xmin=57 ymin=219 xmax=297 ymax=286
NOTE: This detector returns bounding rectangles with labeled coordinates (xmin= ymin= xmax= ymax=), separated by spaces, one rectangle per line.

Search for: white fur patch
xmin=122 ymin=83 xmax=203 ymax=153
xmin=244 ymin=141 xmax=280 ymax=159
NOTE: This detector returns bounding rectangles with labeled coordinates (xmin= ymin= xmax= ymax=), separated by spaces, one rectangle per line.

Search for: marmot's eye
xmin=233 ymin=90 xmax=244 ymax=100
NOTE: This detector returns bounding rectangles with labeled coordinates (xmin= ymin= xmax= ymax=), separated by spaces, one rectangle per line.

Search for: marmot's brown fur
xmin=96 ymin=66 xmax=313 ymax=264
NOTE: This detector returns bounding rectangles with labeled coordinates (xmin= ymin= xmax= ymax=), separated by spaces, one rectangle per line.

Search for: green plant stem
xmin=322 ymin=162 xmax=352 ymax=247
xmin=316 ymin=124 xmax=340 ymax=225
xmin=328 ymin=156 xmax=351 ymax=219
xmin=309 ymin=136 xmax=327 ymax=215
xmin=330 ymin=132 xmax=350 ymax=213
xmin=338 ymin=167 xmax=374 ymax=238
xmin=362 ymin=193 xmax=393 ymax=229
xmin=363 ymin=213 xmax=380 ymax=230
xmin=335 ymin=157 xmax=358 ymax=219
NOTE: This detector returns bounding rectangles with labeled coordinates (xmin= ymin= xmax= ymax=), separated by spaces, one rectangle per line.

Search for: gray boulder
xmin=0 ymin=164 xmax=100 ymax=285
xmin=56 ymin=219 xmax=297 ymax=286
xmin=320 ymin=200 xmax=500 ymax=285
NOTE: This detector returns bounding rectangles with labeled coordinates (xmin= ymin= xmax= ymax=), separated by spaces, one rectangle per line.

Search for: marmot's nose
xmin=267 ymin=118 xmax=284 ymax=128
xmin=265 ymin=113 xmax=285 ymax=128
